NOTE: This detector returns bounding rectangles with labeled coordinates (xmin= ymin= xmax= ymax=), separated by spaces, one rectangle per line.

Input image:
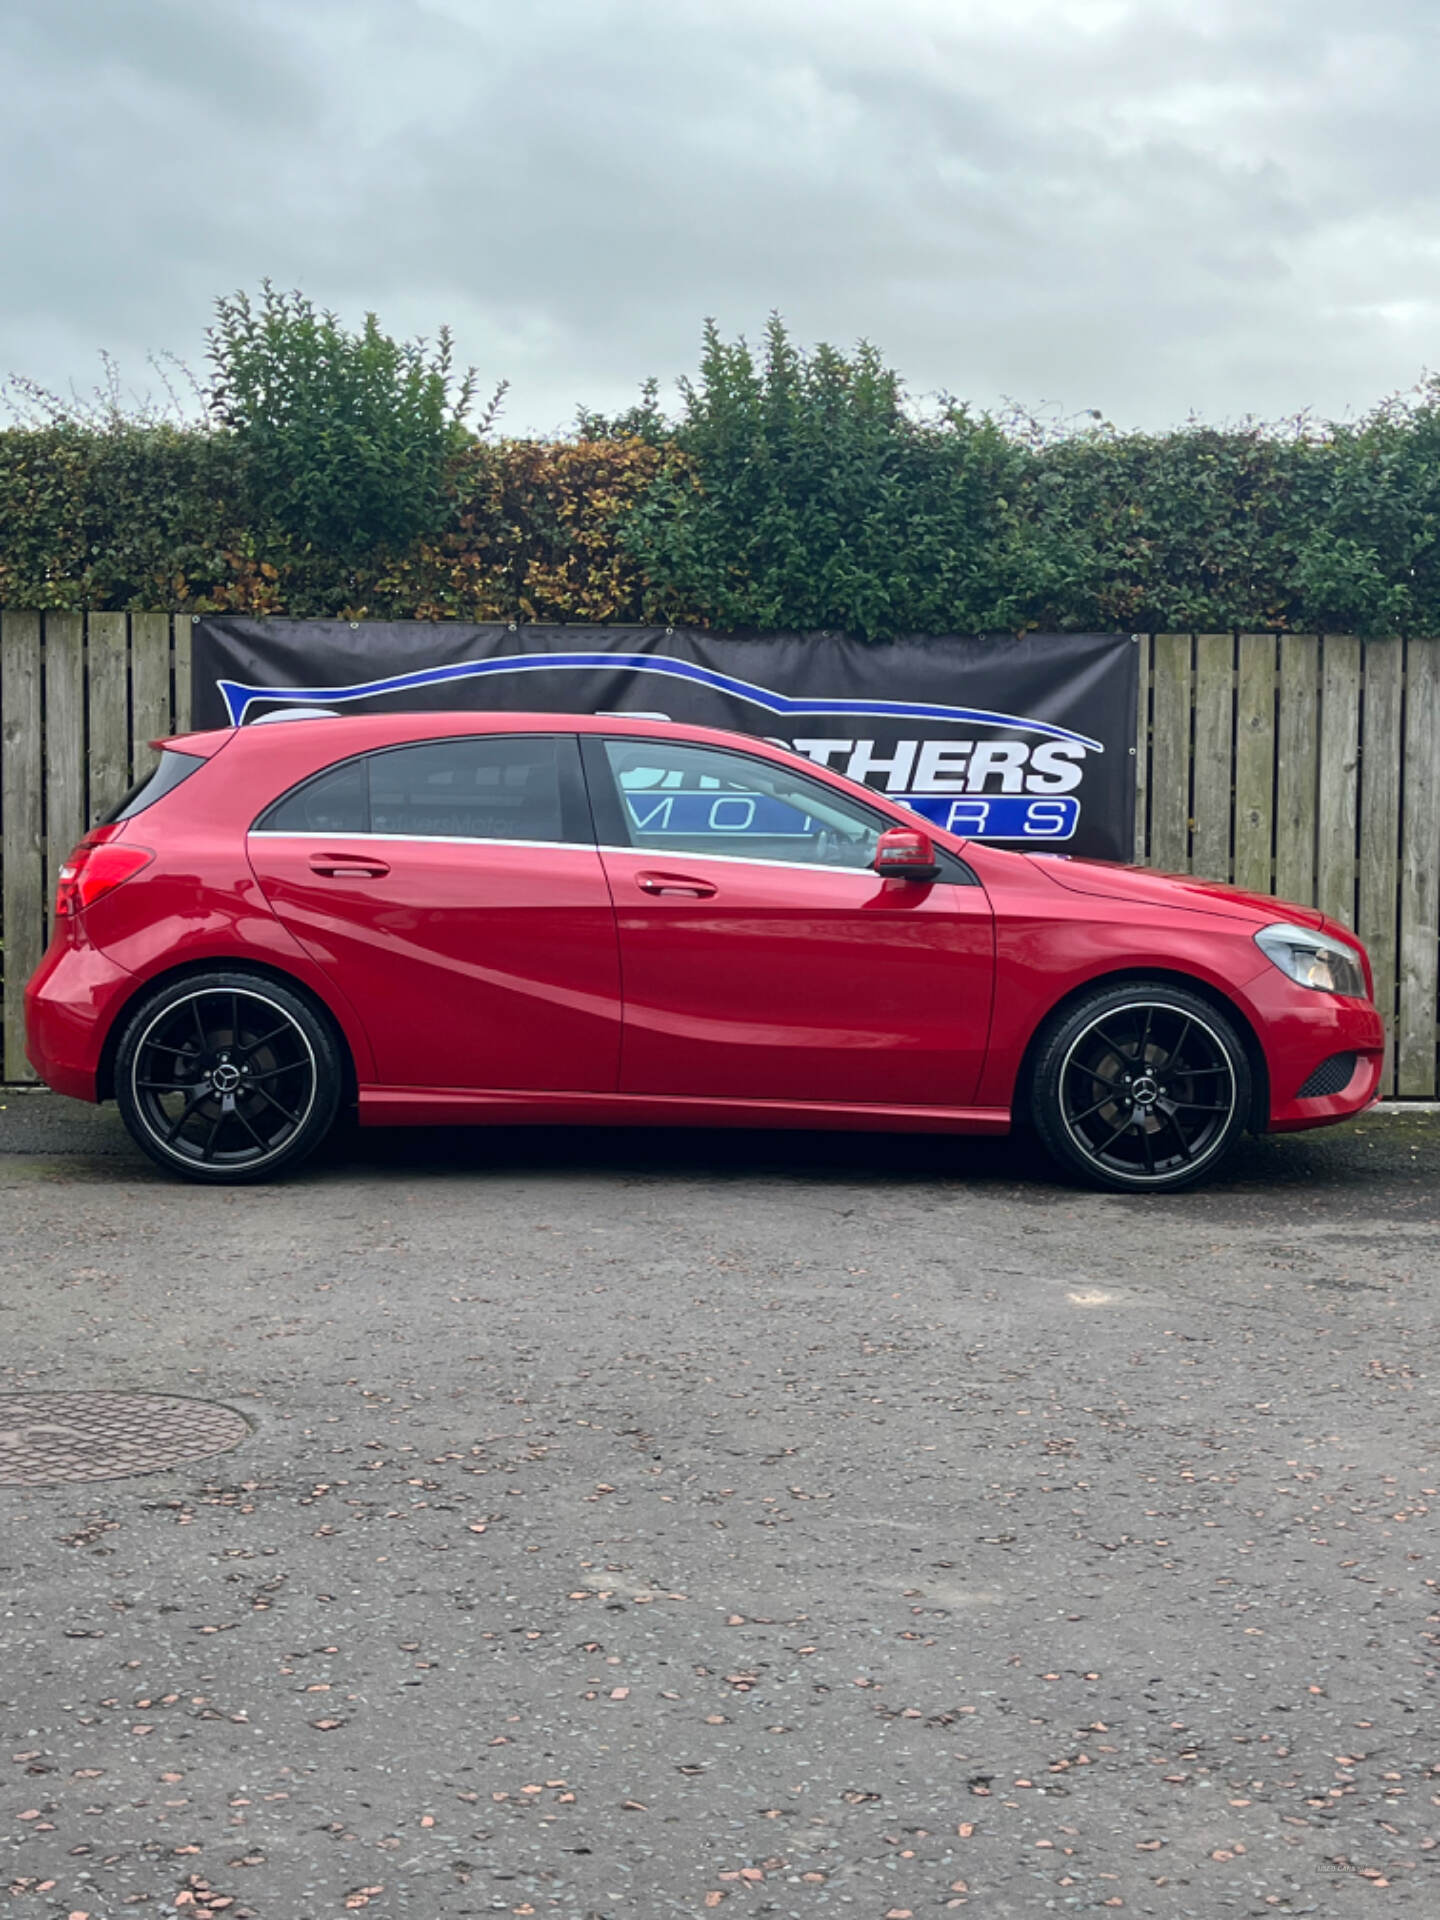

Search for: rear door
xmin=584 ymin=736 xmax=995 ymax=1107
xmin=247 ymin=732 xmax=622 ymax=1092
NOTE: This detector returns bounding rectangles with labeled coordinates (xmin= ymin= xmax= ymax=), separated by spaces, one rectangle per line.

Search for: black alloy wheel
xmin=115 ymin=972 xmax=342 ymax=1183
xmin=1030 ymin=982 xmax=1250 ymax=1193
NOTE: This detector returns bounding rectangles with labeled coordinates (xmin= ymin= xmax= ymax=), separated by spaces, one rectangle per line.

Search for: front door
xmin=584 ymin=736 xmax=995 ymax=1107
xmin=247 ymin=732 xmax=621 ymax=1092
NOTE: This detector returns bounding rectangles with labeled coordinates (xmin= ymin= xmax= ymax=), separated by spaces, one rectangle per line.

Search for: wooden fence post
xmin=1150 ymin=634 xmax=1192 ymax=871
xmin=131 ymin=611 xmax=174 ymax=776
xmin=174 ymin=615 xmax=193 ymax=733
xmin=1233 ymin=633 xmax=1276 ymax=895
xmin=1398 ymin=639 xmax=1440 ymax=1096
xmin=87 ymin=611 xmax=130 ymax=823
xmin=43 ymin=613 xmax=86 ymax=944
xmin=1132 ymin=633 xmax=1150 ymax=863
xmin=2 ymin=612 xmax=44 ymax=1081
xmin=1274 ymin=634 xmax=1320 ymax=904
xmin=1317 ymin=635 xmax=1361 ymax=928
xmin=1359 ymin=638 xmax=1404 ymax=1093
xmin=1191 ymin=633 xmax=1234 ymax=880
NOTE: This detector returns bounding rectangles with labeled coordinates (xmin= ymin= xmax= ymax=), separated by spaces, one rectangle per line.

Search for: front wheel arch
xmin=1011 ymin=967 xmax=1270 ymax=1135
xmin=1026 ymin=977 xmax=1255 ymax=1192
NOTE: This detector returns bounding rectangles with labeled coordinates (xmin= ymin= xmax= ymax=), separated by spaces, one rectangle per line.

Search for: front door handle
xmin=636 ymin=870 xmax=717 ymax=898
xmin=308 ymin=853 xmax=391 ymax=879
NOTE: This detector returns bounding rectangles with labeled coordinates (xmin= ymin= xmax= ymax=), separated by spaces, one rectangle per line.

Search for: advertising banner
xmin=192 ymin=620 xmax=1138 ymax=860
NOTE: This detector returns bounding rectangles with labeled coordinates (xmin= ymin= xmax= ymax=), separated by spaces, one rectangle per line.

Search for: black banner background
xmin=192 ymin=620 xmax=1137 ymax=860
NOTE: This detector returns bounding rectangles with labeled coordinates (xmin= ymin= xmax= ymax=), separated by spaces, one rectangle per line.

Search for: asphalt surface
xmin=2 ymin=1094 xmax=1440 ymax=1920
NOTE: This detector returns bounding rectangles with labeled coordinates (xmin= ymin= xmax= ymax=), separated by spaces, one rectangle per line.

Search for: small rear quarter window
xmin=254 ymin=758 xmax=369 ymax=834
xmin=103 ymin=751 xmax=206 ymax=823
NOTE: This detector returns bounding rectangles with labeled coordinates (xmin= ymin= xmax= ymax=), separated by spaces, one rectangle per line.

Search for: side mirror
xmin=872 ymin=825 xmax=939 ymax=881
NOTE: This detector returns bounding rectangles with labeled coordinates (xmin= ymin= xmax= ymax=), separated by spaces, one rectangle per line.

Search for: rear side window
xmin=102 ymin=750 xmax=206 ymax=824
xmin=255 ymin=735 xmax=584 ymax=843
xmin=371 ymin=736 xmax=566 ymax=840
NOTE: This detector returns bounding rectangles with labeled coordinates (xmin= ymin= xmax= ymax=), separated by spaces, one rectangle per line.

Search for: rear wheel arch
xmin=97 ymin=958 xmax=359 ymax=1106
xmin=1012 ymin=967 xmax=1270 ymax=1134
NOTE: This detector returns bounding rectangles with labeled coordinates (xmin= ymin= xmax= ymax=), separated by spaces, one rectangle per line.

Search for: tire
xmin=1028 ymin=981 xmax=1251 ymax=1194
xmin=114 ymin=971 xmax=342 ymax=1184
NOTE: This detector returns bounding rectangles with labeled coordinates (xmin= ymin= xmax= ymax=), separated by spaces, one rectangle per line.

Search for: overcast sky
xmin=4 ymin=0 xmax=1438 ymax=436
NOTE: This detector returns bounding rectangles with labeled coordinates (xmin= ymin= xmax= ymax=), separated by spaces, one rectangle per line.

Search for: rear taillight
xmin=56 ymin=829 xmax=154 ymax=916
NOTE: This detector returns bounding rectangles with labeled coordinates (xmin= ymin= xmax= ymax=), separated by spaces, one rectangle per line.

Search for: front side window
xmin=255 ymin=735 xmax=580 ymax=843
xmin=600 ymin=739 xmax=885 ymax=870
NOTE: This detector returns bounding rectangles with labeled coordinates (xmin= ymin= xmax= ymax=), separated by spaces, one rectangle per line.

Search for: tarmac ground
xmin=3 ymin=1091 xmax=1439 ymax=1919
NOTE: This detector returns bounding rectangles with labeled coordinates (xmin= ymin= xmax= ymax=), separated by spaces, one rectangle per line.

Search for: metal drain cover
xmin=0 ymin=1393 xmax=249 ymax=1487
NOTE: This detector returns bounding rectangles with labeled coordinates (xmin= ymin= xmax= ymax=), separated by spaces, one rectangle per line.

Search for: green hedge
xmin=6 ymin=313 xmax=1440 ymax=639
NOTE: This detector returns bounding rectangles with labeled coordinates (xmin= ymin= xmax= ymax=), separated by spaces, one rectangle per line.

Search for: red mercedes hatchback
xmin=26 ymin=711 xmax=1384 ymax=1191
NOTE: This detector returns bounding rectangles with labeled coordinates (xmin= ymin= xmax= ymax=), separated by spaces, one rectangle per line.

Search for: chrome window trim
xmin=248 ymin=828 xmax=880 ymax=875
xmin=598 ymin=844 xmax=882 ymax=877
xmin=248 ymin=830 xmax=588 ymax=852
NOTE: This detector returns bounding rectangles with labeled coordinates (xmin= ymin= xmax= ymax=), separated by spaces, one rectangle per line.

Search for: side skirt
xmin=359 ymin=1087 xmax=1013 ymax=1135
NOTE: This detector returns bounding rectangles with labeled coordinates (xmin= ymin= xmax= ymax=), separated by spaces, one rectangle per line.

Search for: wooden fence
xmin=1134 ymin=632 xmax=1439 ymax=1097
xmin=1 ymin=615 xmax=1438 ymax=1094
xmin=1 ymin=613 xmax=192 ymax=1081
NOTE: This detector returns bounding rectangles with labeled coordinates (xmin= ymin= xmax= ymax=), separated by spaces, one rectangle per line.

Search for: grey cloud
xmin=2 ymin=0 xmax=1438 ymax=434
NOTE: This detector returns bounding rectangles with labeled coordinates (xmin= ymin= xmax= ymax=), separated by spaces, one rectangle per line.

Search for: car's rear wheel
xmin=115 ymin=972 xmax=342 ymax=1183
xmin=1029 ymin=981 xmax=1251 ymax=1193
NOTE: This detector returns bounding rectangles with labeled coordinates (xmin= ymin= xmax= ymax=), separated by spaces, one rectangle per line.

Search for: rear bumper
xmin=24 ymin=939 xmax=136 ymax=1102
xmin=1246 ymin=970 xmax=1387 ymax=1132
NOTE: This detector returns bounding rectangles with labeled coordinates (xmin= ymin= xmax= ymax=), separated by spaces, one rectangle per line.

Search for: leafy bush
xmin=370 ymin=436 xmax=695 ymax=624
xmin=1003 ymin=421 xmax=1316 ymax=633
xmin=602 ymin=317 xmax=1028 ymax=639
xmin=206 ymin=283 xmax=492 ymax=563
xmin=0 ymin=424 xmax=249 ymax=612
xmin=1289 ymin=388 xmax=1440 ymax=634
xmin=9 ymin=296 xmax=1440 ymax=637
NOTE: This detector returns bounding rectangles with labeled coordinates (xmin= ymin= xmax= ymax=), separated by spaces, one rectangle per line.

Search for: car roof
xmin=158 ymin=710 xmax=808 ymax=763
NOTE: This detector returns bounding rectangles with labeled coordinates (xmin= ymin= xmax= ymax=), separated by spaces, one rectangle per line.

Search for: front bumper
xmin=1244 ymin=967 xmax=1387 ymax=1132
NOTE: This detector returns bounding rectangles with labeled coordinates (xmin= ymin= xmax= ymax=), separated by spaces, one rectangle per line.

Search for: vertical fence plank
xmin=173 ymin=615 xmax=193 ymax=733
xmin=1132 ymin=633 xmax=1149 ymax=863
xmin=1191 ymin=633 xmax=1234 ymax=879
xmin=43 ymin=613 xmax=86 ymax=942
xmin=87 ymin=611 xmax=130 ymax=823
xmin=1317 ymin=635 xmax=1362 ymax=928
xmin=2 ymin=611 xmax=44 ymax=1080
xmin=1233 ymin=633 xmax=1276 ymax=895
xmin=1359 ymin=638 xmax=1403 ymax=1093
xmin=1149 ymin=633 xmax=1191 ymax=871
xmin=1274 ymin=634 xmax=1320 ymax=904
xmin=1398 ymin=639 xmax=1440 ymax=1097
xmin=130 ymin=611 xmax=174 ymax=776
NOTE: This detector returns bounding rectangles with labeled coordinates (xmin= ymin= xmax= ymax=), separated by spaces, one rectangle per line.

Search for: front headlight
xmin=1255 ymin=922 xmax=1367 ymax=997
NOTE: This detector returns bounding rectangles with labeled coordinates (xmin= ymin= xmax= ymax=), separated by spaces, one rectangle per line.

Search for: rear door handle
xmin=636 ymin=870 xmax=717 ymax=897
xmin=308 ymin=853 xmax=391 ymax=879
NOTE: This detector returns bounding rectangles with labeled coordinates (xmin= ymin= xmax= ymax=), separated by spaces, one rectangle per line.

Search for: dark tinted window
xmin=103 ymin=750 xmax=205 ymax=824
xmin=370 ymin=736 xmax=567 ymax=842
xmin=257 ymin=759 xmax=368 ymax=834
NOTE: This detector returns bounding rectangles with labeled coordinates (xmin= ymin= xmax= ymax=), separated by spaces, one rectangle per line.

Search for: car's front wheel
xmin=1029 ymin=982 xmax=1251 ymax=1193
xmin=115 ymin=971 xmax=342 ymax=1183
